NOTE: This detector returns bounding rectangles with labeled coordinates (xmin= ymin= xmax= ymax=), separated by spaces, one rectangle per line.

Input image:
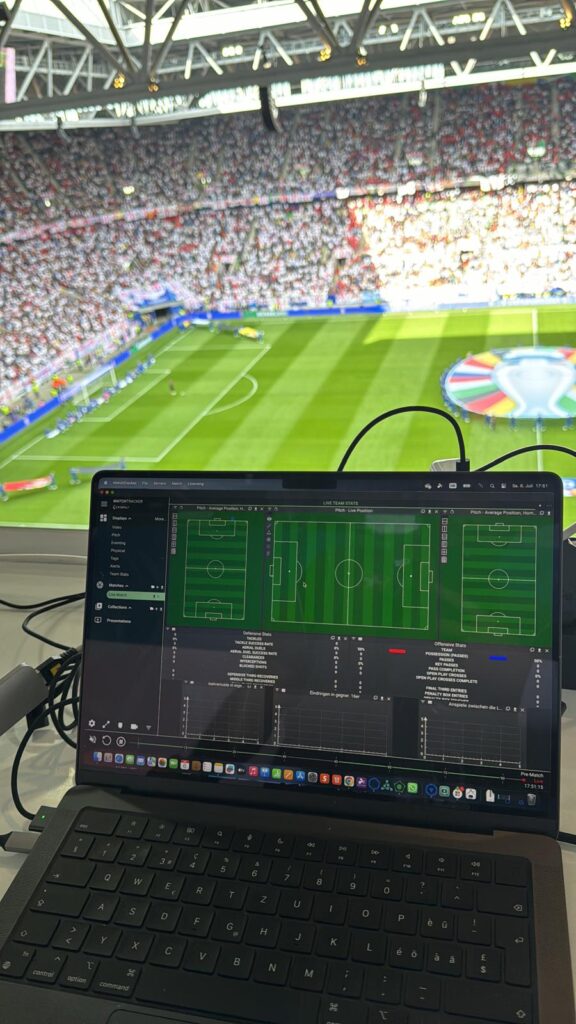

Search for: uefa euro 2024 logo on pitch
xmin=443 ymin=346 xmax=576 ymax=420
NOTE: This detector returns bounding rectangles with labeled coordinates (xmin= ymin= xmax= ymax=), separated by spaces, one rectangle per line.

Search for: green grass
xmin=1 ymin=305 xmax=575 ymax=528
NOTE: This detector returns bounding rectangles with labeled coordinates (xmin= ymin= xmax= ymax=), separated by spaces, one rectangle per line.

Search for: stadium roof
xmin=0 ymin=0 xmax=574 ymax=128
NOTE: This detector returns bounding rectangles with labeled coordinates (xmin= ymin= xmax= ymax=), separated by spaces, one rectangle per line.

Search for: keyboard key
xmin=337 ymin=868 xmax=368 ymax=897
xmin=182 ymin=878 xmax=215 ymax=905
xmin=150 ymin=874 xmax=184 ymax=901
xmin=270 ymin=860 xmax=303 ymax=888
xmin=93 ymin=962 xmax=140 ymax=998
xmin=367 ymin=1010 xmax=407 ymax=1024
xmin=427 ymin=942 xmax=462 ymax=976
xmin=84 ymin=925 xmax=121 ymax=957
xmin=327 ymin=962 xmax=363 ymax=997
xmin=211 ymin=911 xmax=246 ymax=942
xmin=421 ymin=910 xmax=454 ymax=940
xmin=253 ymin=951 xmax=291 ymax=986
xmin=460 ymin=855 xmax=492 ymax=883
xmin=179 ymin=849 xmax=209 ymax=875
xmin=444 ymin=979 xmax=533 ymax=1022
xmin=294 ymin=838 xmax=325 ymax=862
xmin=183 ymin=940 xmax=220 ymax=973
xmin=365 ymin=967 xmax=403 ymax=1003
xmin=61 ymin=834 xmax=93 ymax=859
xmin=208 ymin=852 xmax=240 ymax=879
xmin=385 ymin=907 xmax=418 ymax=935
xmin=279 ymin=891 xmax=313 ymax=919
xmin=0 ymin=943 xmax=35 ymax=978
xmin=246 ymin=887 xmax=279 ymax=915
xmin=291 ymin=955 xmax=327 ymax=992
xmin=53 ymin=921 xmax=89 ymax=951
xmin=146 ymin=902 xmax=182 ymax=932
xmin=118 ymin=841 xmax=151 ymax=867
xmin=320 ymin=997 xmax=366 ymax=1024
xmin=279 ymin=921 xmax=315 ymax=954
xmin=218 ymin=947 xmax=254 ymax=979
xmin=467 ymin=947 xmax=502 ymax=982
xmin=173 ymin=823 xmax=203 ymax=846
xmin=477 ymin=885 xmax=528 ymax=917
xmin=392 ymin=848 xmax=422 ymax=873
xmin=137 ymin=965 xmax=320 ymax=1021
xmin=316 ymin=926 xmax=349 ymax=959
xmin=115 ymin=814 xmax=146 ymax=839
xmin=426 ymin=852 xmax=456 ymax=877
xmin=359 ymin=845 xmax=390 ymax=871
xmin=304 ymin=864 xmax=335 ymax=892
xmin=75 ymin=810 xmax=119 ymax=835
xmin=143 ymin=818 xmax=175 ymax=843
xmin=60 ymin=954 xmax=99 ymax=989
xmin=232 ymin=830 xmax=263 ymax=854
xmin=458 ymin=913 xmax=492 ymax=946
xmin=405 ymin=878 xmax=438 ymax=905
xmin=495 ymin=918 xmax=531 ymax=986
xmin=116 ymin=931 xmax=153 ymax=963
xmin=239 ymin=856 xmax=271 ymax=884
xmin=150 ymin=936 xmax=186 ymax=969
xmin=84 ymin=893 xmax=119 ymax=923
xmin=350 ymin=931 xmax=386 ymax=964
xmin=261 ymin=833 xmax=293 ymax=858
xmin=371 ymin=876 xmax=403 ymax=901
xmin=114 ymin=897 xmax=150 ymax=928
xmin=389 ymin=941 xmax=424 ymax=971
xmin=27 ymin=949 xmax=66 ymax=984
xmin=120 ymin=868 xmax=154 ymax=897
xmin=245 ymin=916 xmax=280 ymax=948
xmin=46 ymin=857 xmax=94 ymax=888
xmin=326 ymin=842 xmax=357 ymax=866
xmin=405 ymin=974 xmax=440 ymax=1010
xmin=148 ymin=844 xmax=179 ymax=871
xmin=213 ymin=882 xmax=247 ymax=910
xmin=90 ymin=864 xmax=124 ymax=892
xmin=32 ymin=884 xmax=87 ymax=918
xmin=90 ymin=837 xmax=122 ymax=863
xmin=13 ymin=913 xmax=59 ymax=946
xmin=441 ymin=881 xmax=474 ymax=911
xmin=314 ymin=894 xmax=348 ymax=925
xmin=203 ymin=826 xmax=233 ymax=849
xmin=495 ymin=857 xmax=529 ymax=887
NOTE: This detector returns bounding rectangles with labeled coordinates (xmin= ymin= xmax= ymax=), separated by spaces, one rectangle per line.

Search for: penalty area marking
xmin=206 ymin=374 xmax=259 ymax=417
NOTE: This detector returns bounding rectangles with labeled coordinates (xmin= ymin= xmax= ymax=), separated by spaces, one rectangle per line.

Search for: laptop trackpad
xmin=108 ymin=1012 xmax=236 ymax=1024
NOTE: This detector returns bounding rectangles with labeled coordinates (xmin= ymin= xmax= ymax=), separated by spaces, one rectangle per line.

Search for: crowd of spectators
xmin=1 ymin=77 xmax=575 ymax=401
xmin=1 ymin=77 xmax=575 ymax=233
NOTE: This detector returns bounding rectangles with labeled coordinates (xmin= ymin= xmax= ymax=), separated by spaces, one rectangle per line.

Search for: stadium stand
xmin=0 ymin=77 xmax=575 ymax=401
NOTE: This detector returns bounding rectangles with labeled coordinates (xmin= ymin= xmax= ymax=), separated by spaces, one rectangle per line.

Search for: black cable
xmin=11 ymin=694 xmax=78 ymax=820
xmin=0 ymin=591 xmax=84 ymax=611
xmin=338 ymin=406 xmax=469 ymax=473
xmin=476 ymin=444 xmax=576 ymax=472
xmin=558 ymin=832 xmax=576 ymax=845
xmin=21 ymin=596 xmax=84 ymax=651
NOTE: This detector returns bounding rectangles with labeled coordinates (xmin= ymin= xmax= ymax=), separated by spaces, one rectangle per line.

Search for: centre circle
xmin=335 ymin=559 xmax=364 ymax=588
xmin=488 ymin=568 xmax=510 ymax=589
xmin=207 ymin=559 xmax=225 ymax=579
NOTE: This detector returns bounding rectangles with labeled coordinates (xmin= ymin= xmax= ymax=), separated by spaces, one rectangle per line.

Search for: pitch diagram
xmin=460 ymin=522 xmax=537 ymax=637
xmin=182 ymin=516 xmax=249 ymax=623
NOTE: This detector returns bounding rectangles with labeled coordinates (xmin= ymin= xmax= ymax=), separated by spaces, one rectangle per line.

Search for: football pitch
xmin=1 ymin=304 xmax=575 ymax=529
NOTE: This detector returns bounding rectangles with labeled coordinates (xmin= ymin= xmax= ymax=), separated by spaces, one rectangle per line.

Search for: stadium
xmin=1 ymin=1 xmax=576 ymax=527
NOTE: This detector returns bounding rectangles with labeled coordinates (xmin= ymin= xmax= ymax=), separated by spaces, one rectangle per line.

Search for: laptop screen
xmin=78 ymin=471 xmax=561 ymax=828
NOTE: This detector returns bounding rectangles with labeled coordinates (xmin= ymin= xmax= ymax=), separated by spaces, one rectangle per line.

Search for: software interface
xmin=80 ymin=475 xmax=558 ymax=819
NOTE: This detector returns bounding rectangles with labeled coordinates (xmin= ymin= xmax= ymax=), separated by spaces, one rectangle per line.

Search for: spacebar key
xmin=137 ymin=966 xmax=320 ymax=1023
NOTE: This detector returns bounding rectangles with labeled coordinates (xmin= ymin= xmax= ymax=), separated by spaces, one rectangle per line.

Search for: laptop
xmin=0 ymin=469 xmax=573 ymax=1024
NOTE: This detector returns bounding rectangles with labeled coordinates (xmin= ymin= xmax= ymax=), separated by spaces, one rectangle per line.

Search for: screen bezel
xmin=76 ymin=469 xmax=563 ymax=838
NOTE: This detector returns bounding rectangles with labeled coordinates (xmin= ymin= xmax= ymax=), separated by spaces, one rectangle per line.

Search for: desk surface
xmin=0 ymin=549 xmax=575 ymax=991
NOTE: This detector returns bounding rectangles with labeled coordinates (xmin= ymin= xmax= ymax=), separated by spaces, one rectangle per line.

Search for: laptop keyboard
xmin=0 ymin=809 xmax=536 ymax=1024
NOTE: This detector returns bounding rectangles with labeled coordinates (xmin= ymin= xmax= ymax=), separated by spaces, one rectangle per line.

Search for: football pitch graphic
xmin=460 ymin=522 xmax=537 ymax=637
xmin=182 ymin=516 xmax=249 ymax=622
xmin=270 ymin=518 xmax=432 ymax=631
